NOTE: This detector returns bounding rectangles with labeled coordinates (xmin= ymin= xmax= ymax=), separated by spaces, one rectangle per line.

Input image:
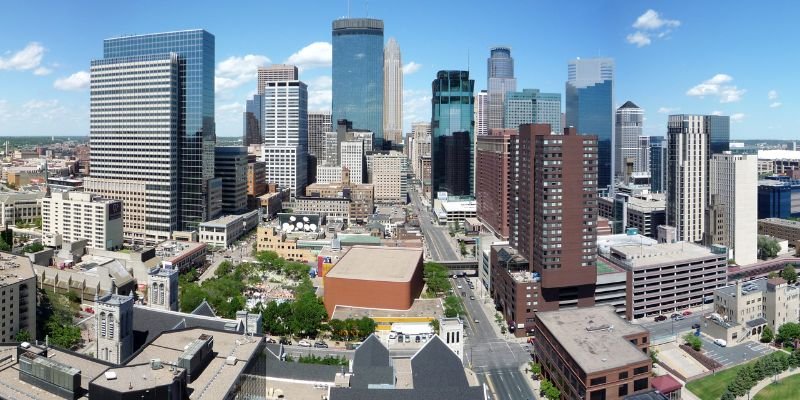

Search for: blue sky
xmin=0 ymin=0 xmax=795 ymax=139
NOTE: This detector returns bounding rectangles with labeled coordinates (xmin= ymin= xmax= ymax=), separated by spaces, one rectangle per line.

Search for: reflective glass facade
xmin=504 ymin=89 xmax=561 ymax=133
xmin=487 ymin=47 xmax=516 ymax=130
xmin=707 ymin=115 xmax=730 ymax=155
xmin=243 ymin=95 xmax=263 ymax=146
xmin=332 ymin=18 xmax=384 ymax=149
xmin=431 ymin=70 xmax=474 ymax=196
xmin=104 ymin=30 xmax=215 ymax=231
xmin=649 ymin=136 xmax=666 ymax=193
xmin=566 ymin=58 xmax=614 ymax=191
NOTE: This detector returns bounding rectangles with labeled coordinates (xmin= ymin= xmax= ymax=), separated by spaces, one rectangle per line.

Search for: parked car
xmin=415 ymin=336 xmax=421 ymax=343
xmin=670 ymin=313 xmax=680 ymax=319
xmin=672 ymin=315 xmax=685 ymax=321
xmin=470 ymin=295 xmax=475 ymax=300
xmin=654 ymin=315 xmax=668 ymax=322
xmin=388 ymin=332 xmax=397 ymax=340
xmin=714 ymin=338 xmax=727 ymax=347
xmin=474 ymin=318 xmax=480 ymax=323
xmin=298 ymin=339 xmax=312 ymax=347
xmin=683 ymin=310 xmax=693 ymax=316
xmin=265 ymin=337 xmax=277 ymax=344
xmin=691 ymin=323 xmax=701 ymax=330
xmin=279 ymin=337 xmax=292 ymax=345
xmin=404 ymin=336 xmax=411 ymax=343
xmin=314 ymin=341 xmax=328 ymax=348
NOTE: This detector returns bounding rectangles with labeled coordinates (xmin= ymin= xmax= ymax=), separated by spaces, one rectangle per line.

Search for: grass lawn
xmin=754 ymin=373 xmax=800 ymax=400
xmin=686 ymin=359 xmax=759 ymax=400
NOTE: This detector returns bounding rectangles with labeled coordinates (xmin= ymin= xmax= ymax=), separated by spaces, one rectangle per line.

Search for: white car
xmin=713 ymin=338 xmax=727 ymax=347
xmin=457 ymin=285 xmax=462 ymax=289
xmin=298 ymin=339 xmax=312 ymax=347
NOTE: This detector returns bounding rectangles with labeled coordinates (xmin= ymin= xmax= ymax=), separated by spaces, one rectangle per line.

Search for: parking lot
xmin=699 ymin=336 xmax=773 ymax=368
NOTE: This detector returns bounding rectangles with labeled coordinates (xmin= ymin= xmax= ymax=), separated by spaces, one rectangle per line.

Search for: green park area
xmin=753 ymin=374 xmax=800 ymax=400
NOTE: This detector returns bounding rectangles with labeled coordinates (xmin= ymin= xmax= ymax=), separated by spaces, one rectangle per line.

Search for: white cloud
xmin=770 ymin=102 xmax=783 ymax=108
xmin=217 ymin=102 xmax=243 ymax=113
xmin=402 ymin=61 xmax=421 ymax=75
xmin=686 ymin=74 xmax=745 ymax=103
xmin=626 ymin=32 xmax=651 ymax=47
xmin=307 ymin=75 xmax=332 ymax=109
xmin=34 ymin=67 xmax=52 ymax=76
xmin=0 ymin=100 xmax=9 ymax=121
xmin=711 ymin=111 xmax=723 ymax=116
xmin=53 ymin=71 xmax=90 ymax=91
xmin=215 ymin=54 xmax=270 ymax=93
xmin=768 ymin=90 xmax=778 ymax=100
xmin=0 ymin=42 xmax=45 ymax=72
xmin=402 ymin=89 xmax=431 ymax=129
xmin=730 ymin=113 xmax=745 ymax=122
xmin=627 ymin=10 xmax=680 ymax=47
xmin=285 ymin=42 xmax=332 ymax=71
xmin=657 ymin=107 xmax=679 ymax=114
xmin=21 ymin=99 xmax=66 ymax=120
xmin=633 ymin=10 xmax=681 ymax=30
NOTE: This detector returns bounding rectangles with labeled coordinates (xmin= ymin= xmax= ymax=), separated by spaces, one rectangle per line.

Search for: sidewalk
xmin=466 ymin=277 xmax=528 ymax=344
xmin=746 ymin=367 xmax=800 ymax=399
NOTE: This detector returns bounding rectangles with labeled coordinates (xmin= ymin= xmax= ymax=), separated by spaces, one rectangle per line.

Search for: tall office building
xmin=214 ymin=146 xmax=248 ymax=213
xmin=476 ymin=129 xmax=516 ymax=239
xmin=649 ymin=136 xmax=667 ymax=193
xmin=431 ymin=70 xmax=475 ymax=196
xmin=308 ymin=111 xmax=332 ymax=158
xmin=614 ymin=101 xmax=644 ymax=181
xmin=487 ymin=47 xmax=516 ymax=130
xmin=474 ymin=90 xmax=488 ymax=136
xmin=511 ymin=124 xmax=598 ymax=310
xmin=411 ymin=122 xmax=431 ymax=180
xmin=263 ymin=76 xmax=308 ymax=196
xmin=666 ymin=115 xmax=709 ymax=243
xmin=383 ymin=38 xmax=403 ymax=146
xmin=504 ymin=89 xmax=561 ymax=132
xmin=566 ymin=57 xmax=614 ymax=191
xmin=708 ymin=115 xmax=730 ymax=155
xmin=708 ymin=154 xmax=758 ymax=265
xmin=85 ymin=51 xmax=180 ymax=245
xmin=340 ymin=140 xmax=366 ymax=184
xmin=257 ymin=64 xmax=298 ymax=95
xmin=332 ymin=18 xmax=384 ymax=148
xmin=86 ymin=30 xmax=217 ymax=236
xmin=636 ymin=136 xmax=651 ymax=175
xmin=243 ymin=95 xmax=263 ymax=146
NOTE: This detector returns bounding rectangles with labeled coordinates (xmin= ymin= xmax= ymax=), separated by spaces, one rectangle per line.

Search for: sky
xmin=0 ymin=0 xmax=796 ymax=139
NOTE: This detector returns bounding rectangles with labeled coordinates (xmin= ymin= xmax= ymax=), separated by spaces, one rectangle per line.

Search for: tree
xmin=529 ymin=362 xmax=541 ymax=379
xmin=443 ymin=295 xmax=464 ymax=318
xmin=761 ymin=326 xmax=775 ymax=343
xmin=650 ymin=348 xmax=660 ymax=364
xmin=683 ymin=333 xmax=702 ymax=351
xmin=429 ymin=319 xmax=440 ymax=335
xmin=14 ymin=329 xmax=31 ymax=342
xmin=33 ymin=217 xmax=42 ymax=229
xmin=720 ymin=391 xmax=736 ymax=400
xmin=781 ymin=264 xmax=798 ymax=283
xmin=540 ymin=379 xmax=560 ymax=400
xmin=22 ymin=242 xmax=44 ymax=253
xmin=459 ymin=241 xmax=467 ymax=256
xmin=423 ymin=262 xmax=451 ymax=295
xmin=758 ymin=235 xmax=781 ymax=259
xmin=769 ymin=271 xmax=779 ymax=279
xmin=776 ymin=322 xmax=800 ymax=345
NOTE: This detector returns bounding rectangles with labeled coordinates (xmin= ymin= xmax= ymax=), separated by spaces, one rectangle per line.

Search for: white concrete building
xmin=383 ymin=38 xmax=403 ymax=146
xmin=308 ymin=111 xmax=332 ymax=159
xmin=0 ymin=192 xmax=43 ymax=227
xmin=316 ymin=165 xmax=344 ymax=184
xmin=263 ymin=77 xmax=308 ymax=196
xmin=474 ymin=90 xmax=488 ymax=137
xmin=439 ymin=317 xmax=465 ymax=362
xmin=41 ymin=192 xmax=123 ymax=250
xmin=712 ymin=277 xmax=800 ymax=344
xmin=709 ymin=154 xmax=758 ymax=264
xmin=0 ymin=254 xmax=36 ymax=342
xmin=666 ymin=114 xmax=709 ymax=243
xmin=340 ymin=141 xmax=365 ymax=184
xmin=198 ymin=210 xmax=259 ymax=249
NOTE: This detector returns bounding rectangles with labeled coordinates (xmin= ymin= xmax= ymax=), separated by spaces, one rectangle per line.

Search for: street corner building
xmin=323 ymin=246 xmax=424 ymax=316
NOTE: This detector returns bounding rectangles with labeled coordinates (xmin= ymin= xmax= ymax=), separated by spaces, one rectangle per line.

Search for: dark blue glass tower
xmin=104 ymin=30 xmax=215 ymax=230
xmin=431 ymin=70 xmax=474 ymax=196
xmin=332 ymin=18 xmax=384 ymax=149
xmin=649 ymin=136 xmax=666 ymax=193
xmin=707 ymin=115 xmax=730 ymax=155
xmin=566 ymin=58 xmax=614 ymax=191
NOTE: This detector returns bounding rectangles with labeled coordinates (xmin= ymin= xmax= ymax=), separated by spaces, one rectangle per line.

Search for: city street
xmin=639 ymin=312 xmax=709 ymax=340
xmin=456 ymin=276 xmax=535 ymax=400
xmin=409 ymin=186 xmax=459 ymax=261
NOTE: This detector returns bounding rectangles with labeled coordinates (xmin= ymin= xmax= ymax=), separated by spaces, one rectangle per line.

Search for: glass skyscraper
xmin=503 ymin=89 xmax=561 ymax=132
xmin=566 ymin=57 xmax=614 ymax=191
xmin=649 ymin=136 xmax=666 ymax=193
xmin=332 ymin=18 xmax=384 ymax=149
xmin=487 ymin=47 xmax=516 ymax=130
xmin=243 ymin=95 xmax=263 ymax=146
xmin=431 ymin=70 xmax=475 ymax=196
xmin=102 ymin=30 xmax=216 ymax=231
xmin=707 ymin=115 xmax=730 ymax=155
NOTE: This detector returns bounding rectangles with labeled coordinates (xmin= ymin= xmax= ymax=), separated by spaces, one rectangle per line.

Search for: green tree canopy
xmin=781 ymin=264 xmax=797 ymax=283
xmin=761 ymin=326 xmax=774 ymax=343
xmin=777 ymin=322 xmax=800 ymax=344
xmin=443 ymin=295 xmax=464 ymax=318
xmin=758 ymin=235 xmax=781 ymax=259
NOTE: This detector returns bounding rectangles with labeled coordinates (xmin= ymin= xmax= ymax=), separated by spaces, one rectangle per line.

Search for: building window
xmin=633 ymin=378 xmax=648 ymax=392
xmin=590 ymin=389 xmax=606 ymax=400
xmin=590 ymin=377 xmax=607 ymax=386
xmin=618 ymin=384 xmax=628 ymax=397
xmin=619 ymin=371 xmax=628 ymax=380
xmin=633 ymin=366 xmax=649 ymax=375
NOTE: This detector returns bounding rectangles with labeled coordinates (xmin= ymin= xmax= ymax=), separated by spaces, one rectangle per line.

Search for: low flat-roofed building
xmin=595 ymin=259 xmax=627 ymax=317
xmin=534 ymin=305 xmax=652 ymax=400
xmin=0 ymin=253 xmax=36 ymax=342
xmin=294 ymin=197 xmax=351 ymax=223
xmin=434 ymin=197 xmax=477 ymax=225
xmin=602 ymin=240 xmax=728 ymax=320
xmin=155 ymin=240 xmax=207 ymax=273
xmin=256 ymin=225 xmax=318 ymax=263
xmin=258 ymin=191 xmax=284 ymax=221
xmin=324 ymin=246 xmax=423 ymax=316
xmin=599 ymin=194 xmax=666 ymax=237
xmin=34 ymin=256 xmax=137 ymax=302
xmin=89 ymin=362 xmax=188 ymax=400
xmin=758 ymin=217 xmax=800 ymax=244
xmin=0 ymin=191 xmax=43 ymax=227
xmin=198 ymin=210 xmax=258 ymax=248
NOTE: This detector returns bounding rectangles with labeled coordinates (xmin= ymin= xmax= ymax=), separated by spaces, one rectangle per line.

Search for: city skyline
xmin=0 ymin=1 xmax=796 ymax=140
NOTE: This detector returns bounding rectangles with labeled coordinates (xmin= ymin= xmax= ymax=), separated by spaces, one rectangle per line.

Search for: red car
xmin=683 ymin=310 xmax=693 ymax=316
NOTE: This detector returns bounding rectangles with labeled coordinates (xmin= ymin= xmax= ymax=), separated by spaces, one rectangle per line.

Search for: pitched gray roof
xmin=191 ymin=300 xmax=217 ymax=317
xmin=619 ymin=100 xmax=640 ymax=109
xmin=131 ymin=305 xmax=242 ymax=356
xmin=350 ymin=334 xmax=394 ymax=388
xmin=411 ymin=336 xmax=468 ymax=389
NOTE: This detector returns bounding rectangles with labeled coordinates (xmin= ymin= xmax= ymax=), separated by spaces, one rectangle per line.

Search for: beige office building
xmin=372 ymin=153 xmax=404 ymax=204
xmin=708 ymin=154 xmax=758 ymax=264
xmin=0 ymin=253 xmax=36 ymax=342
xmin=41 ymin=192 xmax=123 ymax=250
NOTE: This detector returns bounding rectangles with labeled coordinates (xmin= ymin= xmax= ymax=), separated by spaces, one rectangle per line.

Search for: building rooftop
xmin=90 ymin=362 xmax=185 ymax=393
xmin=597 ymin=234 xmax=658 ymax=256
xmin=536 ymin=306 xmax=650 ymax=374
xmin=155 ymin=240 xmax=206 ymax=263
xmin=759 ymin=218 xmax=800 ymax=227
xmin=0 ymin=252 xmax=35 ymax=286
xmin=607 ymin=241 xmax=723 ymax=268
xmin=97 ymin=293 xmax=133 ymax=306
xmin=440 ymin=200 xmax=477 ymax=213
xmin=758 ymin=149 xmax=800 ymax=160
xmin=199 ymin=210 xmax=258 ymax=228
xmin=331 ymin=299 xmax=443 ymax=321
xmin=325 ymin=246 xmax=422 ymax=282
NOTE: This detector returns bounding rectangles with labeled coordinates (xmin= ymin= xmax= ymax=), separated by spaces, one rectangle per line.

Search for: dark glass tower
xmin=103 ymin=30 xmax=216 ymax=231
xmin=243 ymin=95 xmax=263 ymax=146
xmin=707 ymin=115 xmax=730 ymax=155
xmin=649 ymin=136 xmax=667 ymax=193
xmin=566 ymin=58 xmax=614 ymax=191
xmin=431 ymin=70 xmax=475 ymax=196
xmin=332 ymin=18 xmax=384 ymax=149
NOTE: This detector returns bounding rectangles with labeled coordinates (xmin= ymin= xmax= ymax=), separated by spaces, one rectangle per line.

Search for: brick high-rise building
xmin=511 ymin=124 xmax=598 ymax=310
xmin=476 ymin=128 xmax=516 ymax=239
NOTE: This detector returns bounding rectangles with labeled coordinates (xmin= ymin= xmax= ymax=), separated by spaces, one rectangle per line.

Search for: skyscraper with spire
xmin=487 ymin=47 xmax=516 ymax=130
xmin=383 ymin=38 xmax=403 ymax=146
